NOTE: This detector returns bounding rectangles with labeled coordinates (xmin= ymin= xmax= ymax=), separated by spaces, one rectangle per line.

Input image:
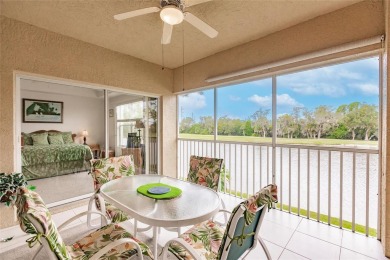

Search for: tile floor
xmin=0 ymin=193 xmax=388 ymax=259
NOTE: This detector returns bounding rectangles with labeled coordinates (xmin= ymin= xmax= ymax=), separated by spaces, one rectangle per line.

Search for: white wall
xmin=21 ymin=79 xmax=105 ymax=146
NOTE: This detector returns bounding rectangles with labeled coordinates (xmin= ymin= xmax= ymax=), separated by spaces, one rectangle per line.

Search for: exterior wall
xmin=161 ymin=94 xmax=177 ymax=178
xmin=0 ymin=16 xmax=173 ymax=172
xmin=0 ymin=16 xmax=174 ymax=228
xmin=173 ymin=0 xmax=384 ymax=92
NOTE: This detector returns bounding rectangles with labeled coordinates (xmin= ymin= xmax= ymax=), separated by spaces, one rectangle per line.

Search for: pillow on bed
xmin=62 ymin=132 xmax=74 ymax=144
xmin=48 ymin=134 xmax=64 ymax=145
xmin=31 ymin=132 xmax=49 ymax=146
xmin=22 ymin=133 xmax=33 ymax=146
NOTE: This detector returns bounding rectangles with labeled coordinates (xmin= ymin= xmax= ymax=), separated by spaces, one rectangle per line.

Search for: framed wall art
xmin=23 ymin=98 xmax=63 ymax=123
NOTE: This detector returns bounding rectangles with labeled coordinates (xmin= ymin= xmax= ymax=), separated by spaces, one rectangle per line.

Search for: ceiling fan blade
xmin=161 ymin=22 xmax=173 ymax=45
xmin=185 ymin=0 xmax=213 ymax=7
xmin=114 ymin=7 xmax=160 ymax=20
xmin=184 ymin=12 xmax=218 ymax=38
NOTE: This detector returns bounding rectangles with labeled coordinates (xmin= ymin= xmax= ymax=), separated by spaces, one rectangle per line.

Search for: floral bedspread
xmin=22 ymin=144 xmax=93 ymax=180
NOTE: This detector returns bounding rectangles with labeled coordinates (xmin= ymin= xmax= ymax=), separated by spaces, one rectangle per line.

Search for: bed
xmin=21 ymin=130 xmax=93 ymax=180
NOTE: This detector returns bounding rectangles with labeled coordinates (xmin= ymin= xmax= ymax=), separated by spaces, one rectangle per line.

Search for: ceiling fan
xmin=114 ymin=0 xmax=218 ymax=45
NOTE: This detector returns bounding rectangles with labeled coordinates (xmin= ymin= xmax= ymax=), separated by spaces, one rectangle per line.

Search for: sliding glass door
xmin=107 ymin=91 xmax=159 ymax=174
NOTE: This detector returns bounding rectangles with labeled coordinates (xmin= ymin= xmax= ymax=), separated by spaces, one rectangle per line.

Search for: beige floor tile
xmin=286 ymin=231 xmax=340 ymax=259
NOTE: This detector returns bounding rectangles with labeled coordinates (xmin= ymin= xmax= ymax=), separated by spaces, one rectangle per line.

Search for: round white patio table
xmin=99 ymin=174 xmax=221 ymax=258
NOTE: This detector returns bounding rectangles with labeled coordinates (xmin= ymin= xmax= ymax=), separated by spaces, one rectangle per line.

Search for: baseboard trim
xmin=47 ymin=193 xmax=93 ymax=208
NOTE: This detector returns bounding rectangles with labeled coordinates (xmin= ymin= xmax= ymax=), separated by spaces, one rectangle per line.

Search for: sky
xmin=178 ymin=56 xmax=379 ymax=122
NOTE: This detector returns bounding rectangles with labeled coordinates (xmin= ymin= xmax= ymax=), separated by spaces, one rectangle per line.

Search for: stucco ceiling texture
xmin=1 ymin=0 xmax=363 ymax=69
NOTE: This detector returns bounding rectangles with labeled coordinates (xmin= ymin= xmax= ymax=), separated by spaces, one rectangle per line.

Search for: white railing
xmin=178 ymin=138 xmax=379 ymax=237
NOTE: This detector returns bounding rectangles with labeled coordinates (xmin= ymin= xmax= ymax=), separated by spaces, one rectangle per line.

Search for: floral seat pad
xmin=105 ymin=202 xmax=129 ymax=223
xmin=169 ymin=220 xmax=225 ymax=260
xmin=68 ymin=224 xmax=154 ymax=260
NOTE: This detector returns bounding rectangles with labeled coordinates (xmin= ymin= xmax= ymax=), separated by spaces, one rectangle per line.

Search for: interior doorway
xmin=14 ymin=73 xmax=160 ymax=207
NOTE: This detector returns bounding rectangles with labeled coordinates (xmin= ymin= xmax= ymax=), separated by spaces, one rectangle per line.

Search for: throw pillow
xmin=31 ymin=132 xmax=49 ymax=146
xmin=48 ymin=134 xmax=64 ymax=145
xmin=22 ymin=133 xmax=33 ymax=146
xmin=62 ymin=132 xmax=74 ymax=144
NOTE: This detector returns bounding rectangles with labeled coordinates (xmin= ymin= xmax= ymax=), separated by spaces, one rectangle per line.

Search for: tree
xmin=199 ymin=116 xmax=214 ymax=135
xmin=218 ymin=116 xmax=243 ymax=136
xmin=313 ymin=106 xmax=336 ymax=139
xmin=291 ymin=107 xmax=303 ymax=138
xmin=179 ymin=117 xmax=195 ymax=133
xmin=339 ymin=102 xmax=362 ymax=140
xmin=359 ymin=104 xmax=378 ymax=140
xmin=329 ymin=124 xmax=349 ymax=139
xmin=240 ymin=120 xmax=254 ymax=136
xmin=301 ymin=109 xmax=317 ymax=138
xmin=278 ymin=114 xmax=295 ymax=138
xmin=251 ymin=109 xmax=270 ymax=138
xmin=217 ymin=116 xmax=230 ymax=135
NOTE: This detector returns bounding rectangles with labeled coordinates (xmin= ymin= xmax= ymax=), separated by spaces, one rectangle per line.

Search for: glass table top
xmin=100 ymin=175 xmax=221 ymax=227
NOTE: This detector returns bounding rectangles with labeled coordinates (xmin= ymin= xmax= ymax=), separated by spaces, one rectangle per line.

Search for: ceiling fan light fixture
xmin=160 ymin=5 xmax=184 ymax=25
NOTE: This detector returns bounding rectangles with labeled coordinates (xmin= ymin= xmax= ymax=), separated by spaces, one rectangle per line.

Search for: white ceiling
xmin=2 ymin=0 xmax=363 ymax=69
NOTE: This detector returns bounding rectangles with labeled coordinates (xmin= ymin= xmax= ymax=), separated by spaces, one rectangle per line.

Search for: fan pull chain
xmin=161 ymin=42 xmax=165 ymax=70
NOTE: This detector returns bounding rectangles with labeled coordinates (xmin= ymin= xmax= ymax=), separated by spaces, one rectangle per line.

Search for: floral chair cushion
xmin=90 ymin=155 xmax=135 ymax=223
xmin=187 ymin=156 xmax=223 ymax=192
xmin=15 ymin=187 xmax=71 ymax=259
xmin=16 ymin=187 xmax=154 ymax=260
xmin=105 ymin=203 xmax=130 ymax=223
xmin=90 ymin=155 xmax=135 ymax=191
xmin=0 ymin=172 xmax=28 ymax=206
xmin=168 ymin=184 xmax=278 ymax=260
xmin=68 ymin=224 xmax=154 ymax=259
xmin=217 ymin=184 xmax=278 ymax=258
xmin=169 ymin=220 xmax=225 ymax=260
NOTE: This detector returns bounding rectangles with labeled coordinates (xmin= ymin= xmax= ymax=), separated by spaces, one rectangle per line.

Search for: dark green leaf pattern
xmin=16 ymin=187 xmax=154 ymax=260
xmin=187 ymin=156 xmax=223 ymax=191
xmin=0 ymin=172 xmax=28 ymax=206
xmin=90 ymin=156 xmax=135 ymax=223
xmin=16 ymin=187 xmax=71 ymax=259
xmin=22 ymin=144 xmax=93 ymax=180
xmin=69 ymin=223 xmax=154 ymax=259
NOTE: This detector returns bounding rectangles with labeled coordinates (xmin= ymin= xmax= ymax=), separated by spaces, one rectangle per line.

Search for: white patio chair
xmin=161 ymin=184 xmax=278 ymax=260
xmin=15 ymin=187 xmax=154 ymax=260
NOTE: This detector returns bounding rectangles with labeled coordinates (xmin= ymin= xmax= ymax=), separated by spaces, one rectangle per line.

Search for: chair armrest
xmin=89 ymin=238 xmax=144 ymax=260
xmin=212 ymin=209 xmax=232 ymax=226
xmin=57 ymin=210 xmax=108 ymax=231
xmin=162 ymin=238 xmax=201 ymax=260
xmin=87 ymin=193 xmax=108 ymax=228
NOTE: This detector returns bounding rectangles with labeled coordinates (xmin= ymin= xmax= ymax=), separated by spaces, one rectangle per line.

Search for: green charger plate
xmin=137 ymin=183 xmax=182 ymax=200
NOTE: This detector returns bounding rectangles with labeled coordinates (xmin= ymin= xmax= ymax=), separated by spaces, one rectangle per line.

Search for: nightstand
xmin=88 ymin=144 xmax=100 ymax=159
xmin=100 ymin=149 xmax=115 ymax=158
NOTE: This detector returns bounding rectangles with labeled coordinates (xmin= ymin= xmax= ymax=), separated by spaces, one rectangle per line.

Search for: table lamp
xmin=82 ymin=130 xmax=88 ymax=145
xmin=135 ymin=120 xmax=145 ymax=138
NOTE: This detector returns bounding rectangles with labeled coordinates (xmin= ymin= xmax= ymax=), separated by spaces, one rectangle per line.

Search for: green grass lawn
xmin=179 ymin=133 xmax=378 ymax=147
xmin=225 ymin=190 xmax=376 ymax=237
